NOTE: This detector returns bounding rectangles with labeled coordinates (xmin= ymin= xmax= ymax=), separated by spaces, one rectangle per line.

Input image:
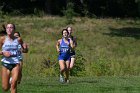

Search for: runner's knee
xmin=2 ymin=85 xmax=9 ymax=91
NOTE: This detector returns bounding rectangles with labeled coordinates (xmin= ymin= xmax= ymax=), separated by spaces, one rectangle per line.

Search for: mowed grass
xmin=0 ymin=76 xmax=140 ymax=93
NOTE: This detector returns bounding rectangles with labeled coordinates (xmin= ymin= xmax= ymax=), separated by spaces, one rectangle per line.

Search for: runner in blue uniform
xmin=56 ymin=29 xmax=74 ymax=83
xmin=14 ymin=32 xmax=28 ymax=84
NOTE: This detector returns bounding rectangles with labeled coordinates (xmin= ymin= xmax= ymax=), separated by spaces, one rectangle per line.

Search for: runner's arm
xmin=18 ymin=37 xmax=28 ymax=53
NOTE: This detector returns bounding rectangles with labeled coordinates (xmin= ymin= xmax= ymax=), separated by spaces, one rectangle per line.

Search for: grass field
xmin=1 ymin=76 xmax=140 ymax=93
xmin=0 ymin=16 xmax=140 ymax=93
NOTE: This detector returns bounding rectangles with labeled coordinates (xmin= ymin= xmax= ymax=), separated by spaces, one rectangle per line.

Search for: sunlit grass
xmin=0 ymin=16 xmax=140 ymax=77
xmin=1 ymin=76 xmax=140 ymax=93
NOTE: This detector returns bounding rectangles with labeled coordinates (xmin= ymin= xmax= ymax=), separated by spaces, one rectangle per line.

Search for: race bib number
xmin=10 ymin=50 xmax=18 ymax=56
xmin=61 ymin=48 xmax=69 ymax=53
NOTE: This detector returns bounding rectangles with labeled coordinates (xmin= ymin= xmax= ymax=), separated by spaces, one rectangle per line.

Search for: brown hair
xmin=61 ymin=29 xmax=69 ymax=35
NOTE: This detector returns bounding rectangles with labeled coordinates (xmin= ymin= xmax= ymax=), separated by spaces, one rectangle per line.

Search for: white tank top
xmin=1 ymin=36 xmax=20 ymax=64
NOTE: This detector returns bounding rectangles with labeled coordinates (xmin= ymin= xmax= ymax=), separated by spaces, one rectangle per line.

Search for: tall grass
xmin=0 ymin=16 xmax=140 ymax=77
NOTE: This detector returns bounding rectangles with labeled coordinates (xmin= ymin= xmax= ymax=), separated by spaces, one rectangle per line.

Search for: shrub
xmin=70 ymin=49 xmax=86 ymax=76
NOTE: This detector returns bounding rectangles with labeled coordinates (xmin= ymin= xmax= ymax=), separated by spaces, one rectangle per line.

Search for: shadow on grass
xmin=76 ymin=80 xmax=98 ymax=84
xmin=104 ymin=27 xmax=140 ymax=39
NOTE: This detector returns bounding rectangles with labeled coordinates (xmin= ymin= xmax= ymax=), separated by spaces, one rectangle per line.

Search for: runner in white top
xmin=0 ymin=23 xmax=28 ymax=93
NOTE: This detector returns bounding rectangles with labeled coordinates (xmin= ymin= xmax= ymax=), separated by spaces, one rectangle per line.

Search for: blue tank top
xmin=60 ymin=38 xmax=70 ymax=55
xmin=1 ymin=36 xmax=20 ymax=64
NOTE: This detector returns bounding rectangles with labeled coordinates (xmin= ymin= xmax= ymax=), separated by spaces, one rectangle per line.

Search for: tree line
xmin=0 ymin=0 xmax=140 ymax=17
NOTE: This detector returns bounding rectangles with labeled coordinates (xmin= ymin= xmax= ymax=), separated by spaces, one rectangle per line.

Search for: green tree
xmin=63 ymin=1 xmax=75 ymax=24
xmin=136 ymin=0 xmax=140 ymax=16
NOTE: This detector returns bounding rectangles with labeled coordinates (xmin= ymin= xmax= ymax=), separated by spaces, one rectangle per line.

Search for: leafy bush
xmin=70 ymin=49 xmax=86 ymax=76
